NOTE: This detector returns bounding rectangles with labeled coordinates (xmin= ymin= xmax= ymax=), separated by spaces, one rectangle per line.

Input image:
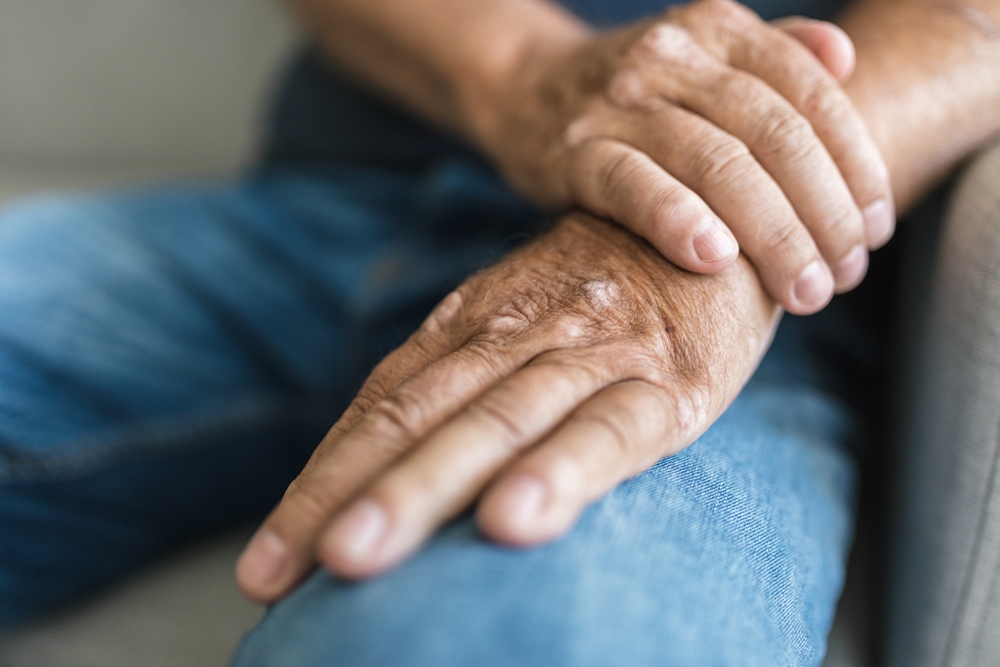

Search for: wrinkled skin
xmin=237 ymin=214 xmax=778 ymax=599
xmin=474 ymin=0 xmax=894 ymax=313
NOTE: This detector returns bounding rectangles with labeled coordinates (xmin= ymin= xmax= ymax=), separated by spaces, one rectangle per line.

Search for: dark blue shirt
xmin=560 ymin=0 xmax=843 ymax=26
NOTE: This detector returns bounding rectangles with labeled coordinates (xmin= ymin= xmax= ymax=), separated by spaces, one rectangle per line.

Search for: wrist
xmin=455 ymin=4 xmax=592 ymax=154
xmin=840 ymin=0 xmax=1000 ymax=210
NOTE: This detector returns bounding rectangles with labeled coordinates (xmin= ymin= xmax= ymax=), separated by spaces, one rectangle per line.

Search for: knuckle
xmin=632 ymin=346 xmax=674 ymax=385
xmin=536 ymin=349 xmax=606 ymax=387
xmin=480 ymin=288 xmax=552 ymax=336
xmin=531 ymin=314 xmax=595 ymax=348
xmin=595 ymin=340 xmax=670 ymax=387
xmin=420 ymin=287 xmax=467 ymax=337
xmin=670 ymin=385 xmax=713 ymax=441
xmin=365 ymin=473 xmax=411 ymax=507
xmin=284 ymin=479 xmax=336 ymax=525
xmin=461 ymin=336 xmax=510 ymax=372
xmin=763 ymin=218 xmax=810 ymax=258
xmin=563 ymin=116 xmax=599 ymax=148
xmin=639 ymin=326 xmax=715 ymax=419
xmin=466 ymin=399 xmax=528 ymax=448
xmin=577 ymin=410 xmax=635 ymax=458
xmin=800 ymin=79 xmax=852 ymax=127
xmin=368 ymin=392 xmax=426 ymax=442
xmin=598 ymin=147 xmax=647 ymax=200
xmin=351 ymin=384 xmax=384 ymax=416
xmin=605 ymin=69 xmax=648 ymax=107
xmin=408 ymin=334 xmax=442 ymax=363
xmin=816 ymin=204 xmax=863 ymax=243
xmin=630 ymin=21 xmax=698 ymax=65
xmin=364 ymin=367 xmax=397 ymax=400
xmin=457 ymin=337 xmax=520 ymax=384
xmin=552 ymin=314 xmax=591 ymax=343
xmin=645 ymin=181 xmax=691 ymax=231
xmin=690 ymin=135 xmax=754 ymax=185
xmin=752 ymin=106 xmax=816 ymax=162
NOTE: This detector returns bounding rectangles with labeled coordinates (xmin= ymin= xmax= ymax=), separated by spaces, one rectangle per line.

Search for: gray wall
xmin=0 ymin=0 xmax=296 ymax=197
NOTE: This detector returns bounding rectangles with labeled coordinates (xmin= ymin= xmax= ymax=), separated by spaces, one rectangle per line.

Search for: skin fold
xmin=237 ymin=0 xmax=1000 ymax=603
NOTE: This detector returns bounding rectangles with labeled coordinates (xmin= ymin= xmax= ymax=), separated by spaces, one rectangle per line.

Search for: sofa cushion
xmin=887 ymin=139 xmax=1000 ymax=667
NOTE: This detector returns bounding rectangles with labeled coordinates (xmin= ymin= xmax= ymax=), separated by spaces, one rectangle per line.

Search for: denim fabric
xmin=231 ymin=371 xmax=858 ymax=667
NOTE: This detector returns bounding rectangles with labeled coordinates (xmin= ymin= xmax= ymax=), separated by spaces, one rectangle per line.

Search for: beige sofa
xmin=0 ymin=2 xmax=998 ymax=666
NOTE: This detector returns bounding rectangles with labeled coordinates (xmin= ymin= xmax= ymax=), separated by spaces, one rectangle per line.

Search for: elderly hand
xmin=471 ymin=0 xmax=894 ymax=314
xmin=237 ymin=213 xmax=778 ymax=600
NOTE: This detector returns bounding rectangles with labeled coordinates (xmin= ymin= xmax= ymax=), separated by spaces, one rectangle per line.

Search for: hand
xmin=236 ymin=214 xmax=779 ymax=601
xmin=470 ymin=0 xmax=894 ymax=314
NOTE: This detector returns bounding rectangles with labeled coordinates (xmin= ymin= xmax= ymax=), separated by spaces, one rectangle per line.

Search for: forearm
xmin=840 ymin=0 xmax=1000 ymax=210
xmin=284 ymin=0 xmax=589 ymax=146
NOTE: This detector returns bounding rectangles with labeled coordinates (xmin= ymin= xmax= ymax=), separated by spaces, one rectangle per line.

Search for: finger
xmin=775 ymin=17 xmax=855 ymax=83
xmin=566 ymin=136 xmax=739 ymax=274
xmin=478 ymin=379 xmax=680 ymax=545
xmin=324 ymin=288 xmax=469 ymax=441
xmin=674 ymin=63 xmax=869 ymax=291
xmin=590 ymin=102 xmax=833 ymax=313
xmin=726 ymin=9 xmax=895 ymax=248
xmin=236 ymin=290 xmax=464 ymax=600
xmin=237 ymin=326 xmax=541 ymax=601
xmin=316 ymin=344 xmax=641 ymax=578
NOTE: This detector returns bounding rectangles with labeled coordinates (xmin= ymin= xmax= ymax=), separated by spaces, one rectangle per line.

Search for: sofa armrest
xmin=887 ymin=139 xmax=1000 ymax=667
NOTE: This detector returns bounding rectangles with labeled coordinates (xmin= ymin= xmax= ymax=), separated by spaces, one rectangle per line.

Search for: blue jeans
xmin=232 ymin=380 xmax=859 ymax=667
xmin=0 ymin=154 xmax=871 ymax=664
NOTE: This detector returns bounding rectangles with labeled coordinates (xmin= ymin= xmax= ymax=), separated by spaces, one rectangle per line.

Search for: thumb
xmin=774 ymin=17 xmax=856 ymax=83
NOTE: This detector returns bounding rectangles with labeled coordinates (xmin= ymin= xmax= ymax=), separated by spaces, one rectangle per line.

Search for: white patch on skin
xmin=642 ymin=23 xmax=686 ymax=57
xmin=674 ymin=389 xmax=710 ymax=441
xmin=634 ymin=23 xmax=707 ymax=71
xmin=582 ymin=279 xmax=621 ymax=310
xmin=561 ymin=321 xmax=585 ymax=341
xmin=563 ymin=117 xmax=597 ymax=148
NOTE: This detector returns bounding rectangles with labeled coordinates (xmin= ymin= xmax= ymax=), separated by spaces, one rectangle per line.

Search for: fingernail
xmin=237 ymin=530 xmax=287 ymax=591
xmin=832 ymin=244 xmax=869 ymax=289
xmin=499 ymin=474 xmax=547 ymax=529
xmin=793 ymin=260 xmax=834 ymax=308
xmin=862 ymin=199 xmax=895 ymax=247
xmin=326 ymin=500 xmax=387 ymax=563
xmin=693 ymin=221 xmax=738 ymax=263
